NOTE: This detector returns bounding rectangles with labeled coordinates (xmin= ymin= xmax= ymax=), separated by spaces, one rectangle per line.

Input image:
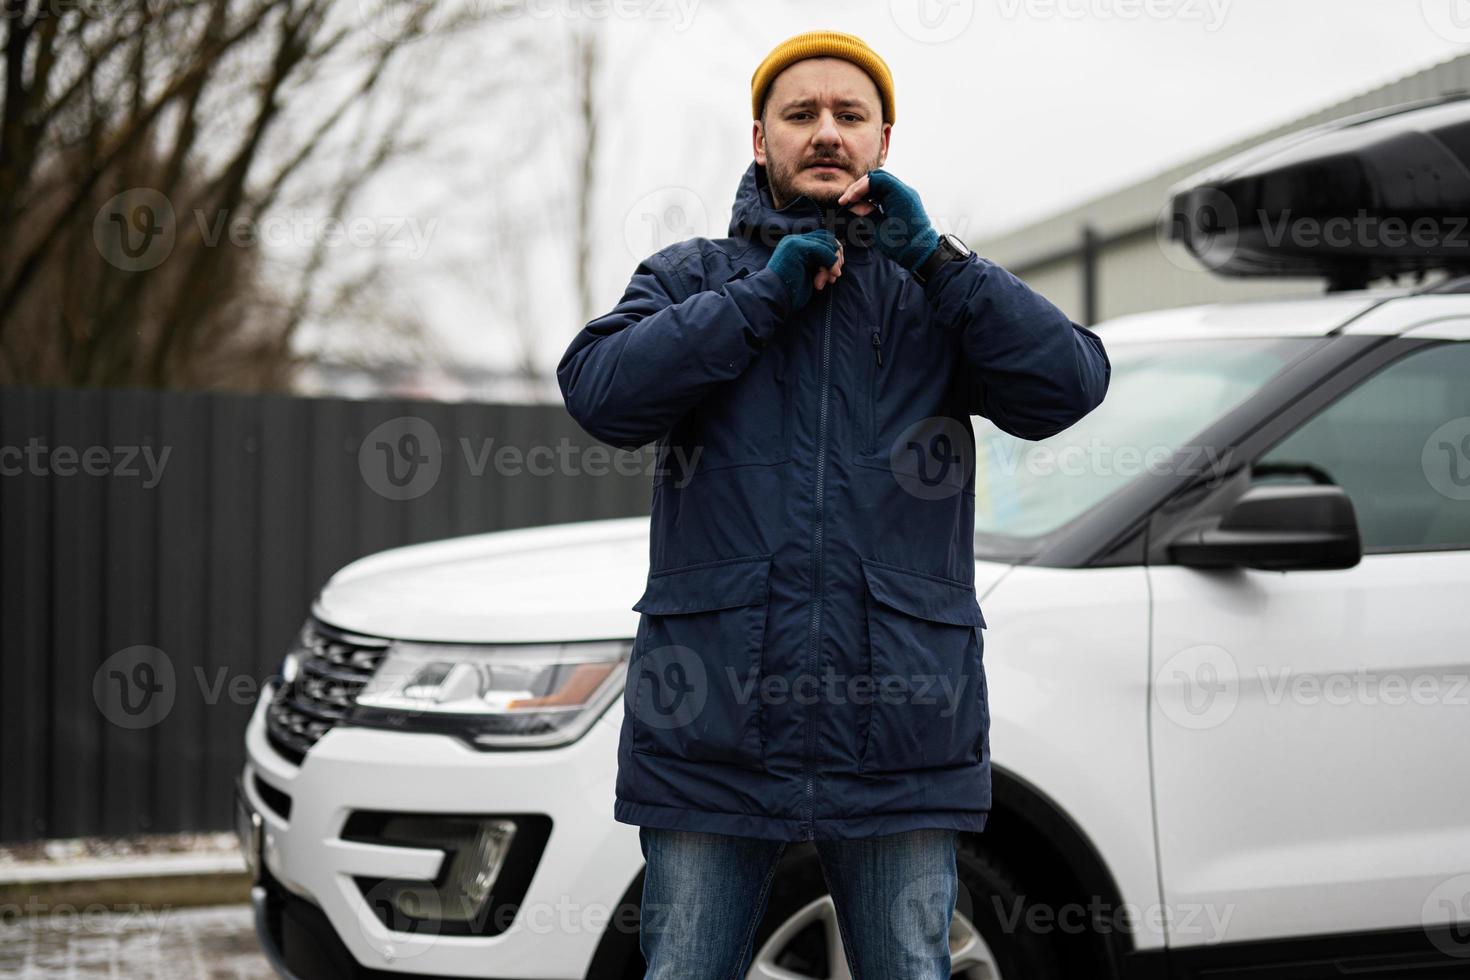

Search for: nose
xmin=813 ymin=109 xmax=841 ymax=149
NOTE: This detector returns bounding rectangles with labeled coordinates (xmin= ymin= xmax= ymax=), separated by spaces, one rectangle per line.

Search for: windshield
xmin=972 ymin=336 xmax=1320 ymax=559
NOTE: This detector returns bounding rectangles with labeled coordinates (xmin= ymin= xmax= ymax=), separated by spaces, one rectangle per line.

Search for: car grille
xmin=266 ymin=619 xmax=390 ymax=765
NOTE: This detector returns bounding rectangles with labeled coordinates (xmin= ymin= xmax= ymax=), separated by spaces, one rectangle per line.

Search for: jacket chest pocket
xmin=628 ymin=555 xmax=773 ymax=771
xmin=858 ymin=559 xmax=988 ymax=774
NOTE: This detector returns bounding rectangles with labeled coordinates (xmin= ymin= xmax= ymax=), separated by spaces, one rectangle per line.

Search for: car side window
xmin=1253 ymin=341 xmax=1470 ymax=553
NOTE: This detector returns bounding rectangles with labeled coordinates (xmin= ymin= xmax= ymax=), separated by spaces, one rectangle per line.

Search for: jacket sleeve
xmin=926 ymin=253 xmax=1111 ymax=441
xmin=556 ymin=248 xmax=793 ymax=451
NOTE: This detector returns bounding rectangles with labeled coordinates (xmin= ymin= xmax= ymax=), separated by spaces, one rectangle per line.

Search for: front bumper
xmin=240 ymin=683 xmax=640 ymax=979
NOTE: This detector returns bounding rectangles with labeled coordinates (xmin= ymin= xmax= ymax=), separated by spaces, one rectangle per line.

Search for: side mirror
xmin=1167 ymin=483 xmax=1362 ymax=571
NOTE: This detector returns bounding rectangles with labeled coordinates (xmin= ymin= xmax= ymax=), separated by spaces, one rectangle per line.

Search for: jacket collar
xmin=728 ymin=160 xmax=876 ymax=262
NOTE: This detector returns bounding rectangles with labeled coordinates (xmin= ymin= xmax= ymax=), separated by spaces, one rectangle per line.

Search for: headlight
xmin=351 ymin=639 xmax=630 ymax=748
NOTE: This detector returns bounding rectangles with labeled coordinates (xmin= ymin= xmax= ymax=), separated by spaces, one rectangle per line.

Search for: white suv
xmin=239 ymin=94 xmax=1470 ymax=978
xmin=238 ymin=282 xmax=1470 ymax=980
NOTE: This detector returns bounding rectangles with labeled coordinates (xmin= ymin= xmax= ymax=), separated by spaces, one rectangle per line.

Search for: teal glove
xmin=862 ymin=169 xmax=941 ymax=272
xmin=767 ymin=229 xmax=841 ymax=310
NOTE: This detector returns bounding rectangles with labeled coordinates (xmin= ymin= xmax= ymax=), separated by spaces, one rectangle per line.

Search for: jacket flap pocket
xmin=860 ymin=559 xmax=986 ymax=628
xmin=633 ymin=555 xmax=773 ymax=615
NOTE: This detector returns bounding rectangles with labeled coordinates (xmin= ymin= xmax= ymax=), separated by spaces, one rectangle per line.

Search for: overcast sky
xmin=320 ymin=0 xmax=1470 ymax=377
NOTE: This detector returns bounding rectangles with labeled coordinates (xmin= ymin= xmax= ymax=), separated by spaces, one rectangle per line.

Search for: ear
xmin=877 ymin=123 xmax=891 ymax=168
xmin=753 ymin=120 xmax=766 ymax=165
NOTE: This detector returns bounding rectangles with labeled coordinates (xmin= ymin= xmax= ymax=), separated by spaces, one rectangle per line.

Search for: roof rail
xmin=1415 ymin=274 xmax=1470 ymax=295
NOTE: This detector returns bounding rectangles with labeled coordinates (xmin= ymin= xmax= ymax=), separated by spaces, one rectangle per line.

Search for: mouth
xmin=807 ymin=163 xmax=845 ymax=174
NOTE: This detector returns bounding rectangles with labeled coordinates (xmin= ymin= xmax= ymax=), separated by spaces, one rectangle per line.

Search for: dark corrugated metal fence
xmin=0 ymin=385 xmax=649 ymax=843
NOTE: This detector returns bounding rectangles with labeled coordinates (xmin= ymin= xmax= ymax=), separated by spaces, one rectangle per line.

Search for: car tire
xmin=736 ymin=837 xmax=1065 ymax=979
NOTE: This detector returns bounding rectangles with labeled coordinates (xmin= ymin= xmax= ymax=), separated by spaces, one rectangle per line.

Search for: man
xmin=557 ymin=29 xmax=1110 ymax=979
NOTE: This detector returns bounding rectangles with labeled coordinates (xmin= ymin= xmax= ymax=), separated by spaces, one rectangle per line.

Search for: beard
xmin=766 ymin=147 xmax=880 ymax=210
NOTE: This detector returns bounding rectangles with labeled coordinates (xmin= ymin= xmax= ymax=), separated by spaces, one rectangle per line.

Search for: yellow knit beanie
xmin=751 ymin=30 xmax=895 ymax=126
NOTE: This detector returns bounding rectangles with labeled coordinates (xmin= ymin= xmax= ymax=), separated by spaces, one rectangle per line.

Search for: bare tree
xmin=0 ymin=0 xmax=463 ymax=390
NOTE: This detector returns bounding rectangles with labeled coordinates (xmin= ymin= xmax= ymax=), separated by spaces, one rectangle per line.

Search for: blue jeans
xmin=637 ymin=826 xmax=959 ymax=979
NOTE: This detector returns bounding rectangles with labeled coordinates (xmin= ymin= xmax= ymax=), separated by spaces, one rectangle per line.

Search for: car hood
xmin=314 ymin=516 xmax=1014 ymax=644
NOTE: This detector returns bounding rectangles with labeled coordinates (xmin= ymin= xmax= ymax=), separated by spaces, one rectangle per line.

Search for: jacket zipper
xmin=803 ymin=279 xmax=836 ymax=839
xmin=867 ymin=328 xmax=882 ymax=454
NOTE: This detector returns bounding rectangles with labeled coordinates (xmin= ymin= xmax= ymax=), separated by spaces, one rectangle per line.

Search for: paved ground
xmin=0 ymin=903 xmax=273 ymax=979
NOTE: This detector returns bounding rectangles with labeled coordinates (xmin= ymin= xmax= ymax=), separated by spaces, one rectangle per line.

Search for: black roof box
xmin=1164 ymin=93 xmax=1470 ymax=290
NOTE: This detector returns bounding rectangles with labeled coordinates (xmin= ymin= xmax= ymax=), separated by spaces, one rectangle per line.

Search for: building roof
xmin=975 ymin=51 xmax=1470 ymax=270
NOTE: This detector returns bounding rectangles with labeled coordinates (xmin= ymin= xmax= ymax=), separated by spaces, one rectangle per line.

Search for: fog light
xmin=370 ymin=816 xmax=517 ymax=923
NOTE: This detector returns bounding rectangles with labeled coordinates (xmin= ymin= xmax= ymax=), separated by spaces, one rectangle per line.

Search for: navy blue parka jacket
xmin=557 ymin=160 xmax=1110 ymax=841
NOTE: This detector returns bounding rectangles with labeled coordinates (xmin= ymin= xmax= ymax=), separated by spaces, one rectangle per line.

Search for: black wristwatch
xmin=912 ymin=232 xmax=972 ymax=284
